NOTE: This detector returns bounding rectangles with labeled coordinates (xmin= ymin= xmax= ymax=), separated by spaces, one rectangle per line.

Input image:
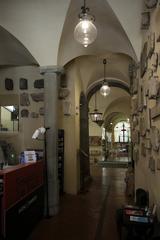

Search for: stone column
xmin=40 ymin=66 xmax=63 ymax=216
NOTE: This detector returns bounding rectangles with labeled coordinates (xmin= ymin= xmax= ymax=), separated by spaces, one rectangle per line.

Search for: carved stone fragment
xmin=19 ymin=78 xmax=28 ymax=90
xmin=147 ymin=32 xmax=155 ymax=58
xmin=151 ymin=126 xmax=160 ymax=151
xmin=5 ymin=78 xmax=13 ymax=90
xmin=151 ymin=53 xmax=158 ymax=72
xmin=20 ymin=93 xmax=30 ymax=106
xmin=39 ymin=107 xmax=44 ymax=116
xmin=30 ymin=93 xmax=44 ymax=102
xmin=141 ymin=12 xmax=150 ymax=30
xmin=145 ymin=138 xmax=152 ymax=149
xmin=21 ymin=109 xmax=29 ymax=118
xmin=30 ymin=112 xmax=39 ymax=118
xmin=132 ymin=95 xmax=138 ymax=114
xmin=34 ymin=79 xmax=44 ymax=89
xmin=149 ymin=156 xmax=155 ymax=172
xmin=58 ymin=88 xmax=70 ymax=99
xmin=141 ymin=142 xmax=146 ymax=157
xmin=144 ymin=0 xmax=158 ymax=9
xmin=133 ymin=146 xmax=139 ymax=164
xmin=148 ymin=76 xmax=160 ymax=99
xmin=151 ymin=102 xmax=160 ymax=119
xmin=132 ymin=130 xmax=140 ymax=144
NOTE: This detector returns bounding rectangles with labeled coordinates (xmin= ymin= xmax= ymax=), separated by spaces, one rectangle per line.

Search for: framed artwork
xmin=140 ymin=42 xmax=148 ymax=78
xmin=89 ymin=136 xmax=101 ymax=146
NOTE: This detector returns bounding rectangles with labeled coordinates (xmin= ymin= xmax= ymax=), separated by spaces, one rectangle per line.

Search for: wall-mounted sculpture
xmin=145 ymin=138 xmax=152 ymax=149
xmin=21 ymin=109 xmax=29 ymax=118
xmin=132 ymin=115 xmax=139 ymax=129
xmin=20 ymin=93 xmax=30 ymax=106
xmin=147 ymin=32 xmax=155 ymax=58
xmin=34 ymin=79 xmax=44 ymax=89
xmin=140 ymin=117 xmax=147 ymax=137
xmin=132 ymin=95 xmax=138 ymax=114
xmin=141 ymin=142 xmax=146 ymax=157
xmin=133 ymin=146 xmax=139 ymax=164
xmin=5 ymin=78 xmax=14 ymax=90
xmin=30 ymin=93 xmax=44 ymax=102
xmin=141 ymin=12 xmax=150 ymax=30
xmin=151 ymin=102 xmax=160 ymax=119
xmin=39 ymin=107 xmax=44 ymax=116
xmin=149 ymin=156 xmax=156 ymax=172
xmin=144 ymin=0 xmax=158 ymax=9
xmin=30 ymin=112 xmax=39 ymax=118
xmin=140 ymin=41 xmax=148 ymax=77
xmin=151 ymin=126 xmax=160 ymax=151
xmin=132 ymin=130 xmax=140 ymax=144
xmin=157 ymin=157 xmax=160 ymax=170
xmin=148 ymin=76 xmax=160 ymax=99
xmin=58 ymin=88 xmax=70 ymax=100
xmin=19 ymin=78 xmax=28 ymax=90
xmin=151 ymin=53 xmax=158 ymax=72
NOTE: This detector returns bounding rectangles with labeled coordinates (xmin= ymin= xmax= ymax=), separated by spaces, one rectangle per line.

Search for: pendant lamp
xmin=100 ymin=59 xmax=110 ymax=97
xmin=89 ymin=92 xmax=103 ymax=122
xmin=74 ymin=0 xmax=97 ymax=47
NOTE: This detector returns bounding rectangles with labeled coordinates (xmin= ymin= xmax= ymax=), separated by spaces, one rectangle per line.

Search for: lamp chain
xmin=103 ymin=58 xmax=107 ymax=81
xmin=81 ymin=0 xmax=89 ymax=14
xmin=95 ymin=91 xmax=97 ymax=109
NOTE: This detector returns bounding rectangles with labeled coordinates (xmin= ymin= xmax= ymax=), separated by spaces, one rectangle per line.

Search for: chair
xmin=135 ymin=188 xmax=149 ymax=208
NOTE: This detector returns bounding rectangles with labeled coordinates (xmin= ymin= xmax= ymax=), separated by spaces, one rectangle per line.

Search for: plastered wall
xmin=0 ymin=66 xmax=44 ymax=159
xmin=132 ymin=3 xmax=160 ymax=217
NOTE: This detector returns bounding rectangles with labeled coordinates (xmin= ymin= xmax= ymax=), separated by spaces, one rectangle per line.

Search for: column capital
xmin=40 ymin=65 xmax=64 ymax=75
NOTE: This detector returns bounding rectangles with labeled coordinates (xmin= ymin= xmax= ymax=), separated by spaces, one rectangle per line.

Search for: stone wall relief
xmin=151 ymin=53 xmax=158 ymax=72
xmin=150 ymin=126 xmax=160 ymax=151
xmin=19 ymin=78 xmax=28 ymax=90
xmin=147 ymin=32 xmax=155 ymax=59
xmin=149 ymin=156 xmax=156 ymax=172
xmin=5 ymin=78 xmax=14 ymax=90
xmin=144 ymin=0 xmax=158 ymax=9
xmin=141 ymin=12 xmax=150 ymax=30
xmin=140 ymin=42 xmax=148 ymax=77
xmin=148 ymin=76 xmax=160 ymax=99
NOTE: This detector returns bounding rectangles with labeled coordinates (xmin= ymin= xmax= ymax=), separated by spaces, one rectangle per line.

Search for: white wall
xmin=0 ymin=66 xmax=44 ymax=157
xmin=0 ymin=0 xmax=70 ymax=66
xmin=107 ymin=0 xmax=143 ymax=60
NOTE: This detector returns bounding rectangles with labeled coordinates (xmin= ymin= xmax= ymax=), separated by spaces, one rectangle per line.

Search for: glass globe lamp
xmin=100 ymin=82 xmax=110 ymax=97
xmin=74 ymin=14 xmax=97 ymax=47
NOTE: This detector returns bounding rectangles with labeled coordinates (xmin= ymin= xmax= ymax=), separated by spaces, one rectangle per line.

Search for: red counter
xmin=0 ymin=161 xmax=44 ymax=239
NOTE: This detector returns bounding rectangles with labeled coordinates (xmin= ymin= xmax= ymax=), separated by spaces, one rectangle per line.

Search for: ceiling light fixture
xmin=74 ymin=0 xmax=97 ymax=47
xmin=89 ymin=91 xmax=103 ymax=122
xmin=100 ymin=59 xmax=110 ymax=97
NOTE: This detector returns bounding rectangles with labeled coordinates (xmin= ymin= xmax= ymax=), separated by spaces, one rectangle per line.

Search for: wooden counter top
xmin=0 ymin=162 xmax=41 ymax=175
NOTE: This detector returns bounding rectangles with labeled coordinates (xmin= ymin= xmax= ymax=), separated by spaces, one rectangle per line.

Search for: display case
xmin=0 ymin=161 xmax=44 ymax=239
xmin=58 ymin=129 xmax=64 ymax=194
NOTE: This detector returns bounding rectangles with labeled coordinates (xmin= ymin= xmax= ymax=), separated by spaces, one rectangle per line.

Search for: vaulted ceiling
xmin=0 ymin=0 xmax=143 ymax=126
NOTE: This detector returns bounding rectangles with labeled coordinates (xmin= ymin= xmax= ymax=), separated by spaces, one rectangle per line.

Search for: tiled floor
xmin=28 ymin=165 xmax=129 ymax=240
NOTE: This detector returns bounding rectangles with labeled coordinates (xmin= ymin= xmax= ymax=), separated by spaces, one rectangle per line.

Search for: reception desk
xmin=0 ymin=161 xmax=44 ymax=239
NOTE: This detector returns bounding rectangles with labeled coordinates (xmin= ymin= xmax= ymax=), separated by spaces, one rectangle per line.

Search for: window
xmin=114 ymin=121 xmax=130 ymax=143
